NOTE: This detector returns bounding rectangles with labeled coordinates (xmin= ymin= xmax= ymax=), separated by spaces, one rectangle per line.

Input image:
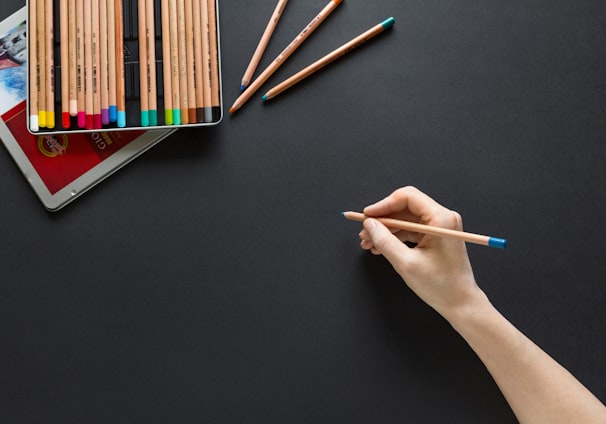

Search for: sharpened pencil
xmin=342 ymin=211 xmax=507 ymax=249
xmin=115 ymin=0 xmax=126 ymax=127
xmin=161 ymin=0 xmax=172 ymax=124
xmin=60 ymin=0 xmax=70 ymax=128
xmin=68 ymin=0 xmax=77 ymax=117
xmin=45 ymin=0 xmax=55 ymax=129
xmin=137 ymin=0 xmax=149 ymax=126
xmin=240 ymin=0 xmax=288 ymax=91
xmin=229 ymin=0 xmax=343 ymax=113
xmin=207 ymin=0 xmax=220 ymax=121
xmin=263 ymin=17 xmax=395 ymax=101
xmin=28 ymin=0 xmax=39 ymax=131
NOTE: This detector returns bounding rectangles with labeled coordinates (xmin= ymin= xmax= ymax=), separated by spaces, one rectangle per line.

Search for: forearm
xmin=442 ymin=291 xmax=606 ymax=424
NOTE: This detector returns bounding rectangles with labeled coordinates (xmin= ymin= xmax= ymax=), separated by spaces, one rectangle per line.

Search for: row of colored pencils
xmin=159 ymin=0 xmax=221 ymax=125
xmin=29 ymin=0 xmax=126 ymax=131
xmin=28 ymin=0 xmax=220 ymax=131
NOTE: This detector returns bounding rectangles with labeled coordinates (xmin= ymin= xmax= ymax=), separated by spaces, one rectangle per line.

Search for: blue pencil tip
xmin=262 ymin=95 xmax=268 ymax=101
xmin=240 ymin=85 xmax=247 ymax=92
xmin=382 ymin=17 xmax=396 ymax=30
xmin=488 ymin=237 xmax=508 ymax=249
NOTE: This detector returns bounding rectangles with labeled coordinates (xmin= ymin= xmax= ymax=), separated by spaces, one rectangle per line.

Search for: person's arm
xmin=357 ymin=186 xmax=606 ymax=424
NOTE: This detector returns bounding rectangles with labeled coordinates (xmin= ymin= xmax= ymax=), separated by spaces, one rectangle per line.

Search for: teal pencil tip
xmin=382 ymin=17 xmax=396 ymax=29
xmin=262 ymin=95 xmax=268 ymax=101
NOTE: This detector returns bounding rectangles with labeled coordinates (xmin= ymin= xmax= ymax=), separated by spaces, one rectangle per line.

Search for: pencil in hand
xmin=342 ymin=211 xmax=507 ymax=249
xmin=263 ymin=17 xmax=395 ymax=101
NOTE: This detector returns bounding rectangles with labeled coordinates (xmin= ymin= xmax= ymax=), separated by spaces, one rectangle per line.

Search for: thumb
xmin=364 ymin=218 xmax=410 ymax=267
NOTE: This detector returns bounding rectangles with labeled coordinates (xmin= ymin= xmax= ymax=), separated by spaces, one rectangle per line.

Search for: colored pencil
xmin=185 ymin=0 xmax=196 ymax=123
xmin=76 ymin=0 xmax=85 ymax=127
xmin=263 ymin=17 xmax=395 ymax=101
xmin=92 ymin=0 xmax=101 ymax=129
xmin=160 ymin=0 xmax=172 ymax=124
xmin=60 ymin=0 xmax=70 ymax=128
xmin=36 ymin=0 xmax=46 ymax=128
xmin=115 ymin=0 xmax=126 ymax=127
xmin=68 ymin=0 xmax=77 ymax=117
xmin=240 ymin=0 xmax=288 ymax=91
xmin=169 ymin=0 xmax=181 ymax=124
xmin=146 ymin=0 xmax=158 ymax=125
xmin=192 ymin=0 xmax=204 ymax=122
xmin=200 ymin=0 xmax=212 ymax=122
xmin=107 ymin=0 xmax=117 ymax=122
xmin=28 ymin=0 xmax=39 ymax=131
xmin=100 ymin=0 xmax=110 ymax=125
xmin=229 ymin=0 xmax=343 ymax=113
xmin=342 ymin=211 xmax=508 ymax=249
xmin=177 ymin=0 xmax=189 ymax=124
xmin=45 ymin=0 xmax=55 ymax=129
xmin=207 ymin=0 xmax=220 ymax=121
xmin=137 ymin=0 xmax=149 ymax=126
xmin=84 ymin=0 xmax=93 ymax=128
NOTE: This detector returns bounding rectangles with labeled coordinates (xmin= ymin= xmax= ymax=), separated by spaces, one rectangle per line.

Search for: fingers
xmin=362 ymin=218 xmax=411 ymax=263
xmin=363 ymin=186 xmax=443 ymax=224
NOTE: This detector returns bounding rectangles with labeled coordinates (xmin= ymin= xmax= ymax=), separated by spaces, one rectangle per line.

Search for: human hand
xmin=358 ymin=186 xmax=484 ymax=317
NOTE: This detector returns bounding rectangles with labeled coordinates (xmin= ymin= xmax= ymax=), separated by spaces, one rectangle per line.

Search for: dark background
xmin=1 ymin=0 xmax=605 ymax=422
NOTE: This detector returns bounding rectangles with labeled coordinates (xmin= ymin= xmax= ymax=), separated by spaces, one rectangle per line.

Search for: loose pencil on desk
xmin=240 ymin=0 xmax=289 ymax=91
xmin=229 ymin=0 xmax=343 ymax=114
xmin=263 ymin=17 xmax=395 ymax=101
xmin=342 ymin=211 xmax=507 ymax=249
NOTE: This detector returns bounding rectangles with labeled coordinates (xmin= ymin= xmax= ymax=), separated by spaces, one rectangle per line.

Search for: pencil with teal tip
xmin=230 ymin=0 xmax=343 ymax=113
xmin=240 ymin=0 xmax=289 ymax=91
xmin=342 ymin=211 xmax=507 ymax=249
xmin=263 ymin=17 xmax=395 ymax=101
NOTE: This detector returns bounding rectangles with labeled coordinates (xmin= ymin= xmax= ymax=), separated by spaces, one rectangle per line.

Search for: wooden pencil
xmin=177 ymin=0 xmax=188 ymax=124
xmin=137 ymin=0 xmax=149 ymax=126
xmin=263 ymin=17 xmax=395 ymax=101
xmin=192 ymin=0 xmax=204 ymax=122
xmin=76 ymin=0 xmax=85 ymax=127
xmin=207 ymin=0 xmax=220 ymax=121
xmin=37 ymin=0 xmax=46 ymax=128
xmin=115 ymin=0 xmax=126 ymax=127
xmin=92 ymin=0 xmax=101 ymax=129
xmin=200 ymin=0 xmax=212 ymax=122
xmin=240 ymin=0 xmax=288 ymax=91
xmin=84 ymin=0 xmax=93 ymax=129
xmin=100 ymin=0 xmax=110 ymax=125
xmin=60 ymin=0 xmax=69 ymax=128
xmin=184 ymin=0 xmax=196 ymax=123
xmin=160 ymin=0 xmax=172 ymax=124
xmin=107 ymin=0 xmax=117 ymax=122
xmin=68 ymin=0 xmax=77 ymax=116
xmin=45 ymin=0 xmax=55 ymax=129
xmin=229 ymin=0 xmax=343 ymax=113
xmin=342 ymin=211 xmax=507 ymax=249
xmin=28 ymin=0 xmax=39 ymax=131
xmin=168 ymin=0 xmax=181 ymax=124
xmin=145 ymin=0 xmax=158 ymax=125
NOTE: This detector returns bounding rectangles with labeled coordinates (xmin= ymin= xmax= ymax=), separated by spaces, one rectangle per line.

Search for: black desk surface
xmin=1 ymin=0 xmax=605 ymax=422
